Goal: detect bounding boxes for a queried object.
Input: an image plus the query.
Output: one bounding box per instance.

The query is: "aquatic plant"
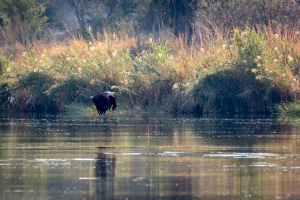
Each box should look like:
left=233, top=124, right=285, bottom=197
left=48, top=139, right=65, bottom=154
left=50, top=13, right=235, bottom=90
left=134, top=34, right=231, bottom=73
left=275, top=102, right=300, bottom=115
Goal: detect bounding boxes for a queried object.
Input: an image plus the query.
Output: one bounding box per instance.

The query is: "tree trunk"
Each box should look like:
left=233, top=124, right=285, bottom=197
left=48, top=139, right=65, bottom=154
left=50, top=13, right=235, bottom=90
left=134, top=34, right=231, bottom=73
left=172, top=0, right=181, bottom=36
left=181, top=0, right=195, bottom=43
left=67, top=0, right=89, bottom=32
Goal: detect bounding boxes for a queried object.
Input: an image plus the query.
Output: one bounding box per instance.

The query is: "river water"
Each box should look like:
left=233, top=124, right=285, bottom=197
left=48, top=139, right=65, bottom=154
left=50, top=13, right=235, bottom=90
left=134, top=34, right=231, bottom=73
left=0, top=112, right=300, bottom=200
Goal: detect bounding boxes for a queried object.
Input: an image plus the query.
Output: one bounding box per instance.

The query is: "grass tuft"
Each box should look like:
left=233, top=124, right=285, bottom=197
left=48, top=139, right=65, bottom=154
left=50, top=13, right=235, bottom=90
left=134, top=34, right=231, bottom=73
left=275, top=102, right=300, bottom=115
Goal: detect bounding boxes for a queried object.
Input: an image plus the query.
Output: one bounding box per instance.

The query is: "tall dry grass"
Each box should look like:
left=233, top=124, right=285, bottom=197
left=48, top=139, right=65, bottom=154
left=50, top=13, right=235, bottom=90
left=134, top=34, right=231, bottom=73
left=1, top=23, right=300, bottom=113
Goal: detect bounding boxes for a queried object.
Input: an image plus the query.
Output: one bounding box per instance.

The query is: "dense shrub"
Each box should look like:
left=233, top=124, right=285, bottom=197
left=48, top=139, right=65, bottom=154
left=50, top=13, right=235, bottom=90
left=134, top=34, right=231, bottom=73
left=193, top=25, right=300, bottom=113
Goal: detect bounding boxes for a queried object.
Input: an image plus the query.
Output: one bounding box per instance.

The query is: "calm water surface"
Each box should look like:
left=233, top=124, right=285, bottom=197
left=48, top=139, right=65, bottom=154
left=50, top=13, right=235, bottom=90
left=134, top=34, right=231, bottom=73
left=0, top=112, right=300, bottom=200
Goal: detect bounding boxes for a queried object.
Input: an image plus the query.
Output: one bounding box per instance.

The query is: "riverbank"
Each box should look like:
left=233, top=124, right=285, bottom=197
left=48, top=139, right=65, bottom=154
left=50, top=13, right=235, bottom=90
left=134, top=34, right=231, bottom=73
left=1, top=26, right=300, bottom=114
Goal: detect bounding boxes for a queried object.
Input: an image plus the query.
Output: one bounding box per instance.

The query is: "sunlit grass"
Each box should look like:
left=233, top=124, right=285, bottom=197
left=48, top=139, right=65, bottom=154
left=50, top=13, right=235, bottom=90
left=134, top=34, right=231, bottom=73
left=1, top=26, right=300, bottom=113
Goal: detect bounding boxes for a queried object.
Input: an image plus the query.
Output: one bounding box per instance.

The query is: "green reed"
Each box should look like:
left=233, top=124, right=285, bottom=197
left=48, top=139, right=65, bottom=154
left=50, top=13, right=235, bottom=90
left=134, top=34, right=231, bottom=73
left=1, top=26, right=300, bottom=113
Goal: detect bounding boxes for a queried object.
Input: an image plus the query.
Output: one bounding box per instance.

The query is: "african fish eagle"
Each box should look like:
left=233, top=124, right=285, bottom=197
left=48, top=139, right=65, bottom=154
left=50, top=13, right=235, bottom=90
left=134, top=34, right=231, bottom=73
left=91, top=91, right=117, bottom=115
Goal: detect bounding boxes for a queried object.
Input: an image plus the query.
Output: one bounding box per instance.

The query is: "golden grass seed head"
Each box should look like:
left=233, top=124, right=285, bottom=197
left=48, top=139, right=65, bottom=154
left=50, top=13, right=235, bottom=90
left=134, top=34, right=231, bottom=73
left=251, top=68, right=258, bottom=73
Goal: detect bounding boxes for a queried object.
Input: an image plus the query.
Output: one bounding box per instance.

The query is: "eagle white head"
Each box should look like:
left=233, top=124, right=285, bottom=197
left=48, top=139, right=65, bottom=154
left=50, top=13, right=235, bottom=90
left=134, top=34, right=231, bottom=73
left=103, top=91, right=115, bottom=96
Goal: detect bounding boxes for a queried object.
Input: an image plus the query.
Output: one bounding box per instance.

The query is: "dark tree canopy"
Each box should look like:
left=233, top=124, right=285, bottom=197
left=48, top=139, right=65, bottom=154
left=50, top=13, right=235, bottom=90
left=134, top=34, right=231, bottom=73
left=0, top=0, right=48, bottom=42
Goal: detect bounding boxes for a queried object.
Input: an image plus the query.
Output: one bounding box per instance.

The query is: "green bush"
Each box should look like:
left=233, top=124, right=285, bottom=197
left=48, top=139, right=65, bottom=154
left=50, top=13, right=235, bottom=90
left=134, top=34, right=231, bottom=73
left=235, top=26, right=266, bottom=68
left=193, top=26, right=283, bottom=113
left=0, top=0, right=48, bottom=43
left=275, top=101, right=300, bottom=115
left=0, top=54, right=11, bottom=76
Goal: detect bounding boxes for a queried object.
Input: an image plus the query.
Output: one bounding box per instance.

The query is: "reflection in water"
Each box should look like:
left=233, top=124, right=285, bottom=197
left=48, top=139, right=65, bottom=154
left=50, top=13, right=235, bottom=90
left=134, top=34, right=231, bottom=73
left=94, top=152, right=116, bottom=200
left=96, top=152, right=116, bottom=178
left=1, top=113, right=300, bottom=199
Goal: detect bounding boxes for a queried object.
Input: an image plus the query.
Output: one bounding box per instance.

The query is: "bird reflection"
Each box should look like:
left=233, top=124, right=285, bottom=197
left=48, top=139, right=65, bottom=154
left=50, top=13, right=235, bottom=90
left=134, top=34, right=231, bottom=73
left=96, top=152, right=116, bottom=178
left=94, top=152, right=116, bottom=200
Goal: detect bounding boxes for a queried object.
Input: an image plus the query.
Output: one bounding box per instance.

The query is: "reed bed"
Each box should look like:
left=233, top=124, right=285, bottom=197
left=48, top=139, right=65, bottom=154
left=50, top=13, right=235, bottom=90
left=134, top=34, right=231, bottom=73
left=1, top=25, right=300, bottom=113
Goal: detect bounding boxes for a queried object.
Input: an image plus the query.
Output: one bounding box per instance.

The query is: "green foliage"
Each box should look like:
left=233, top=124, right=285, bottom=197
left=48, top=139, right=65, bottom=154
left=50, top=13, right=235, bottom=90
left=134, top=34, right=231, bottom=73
left=234, top=27, right=300, bottom=101
left=0, top=0, right=48, bottom=42
left=64, top=103, right=94, bottom=113
left=234, top=26, right=267, bottom=67
left=123, top=41, right=180, bottom=109
left=0, top=54, right=11, bottom=76
left=192, top=26, right=287, bottom=113
left=193, top=68, right=277, bottom=112
left=276, top=102, right=300, bottom=115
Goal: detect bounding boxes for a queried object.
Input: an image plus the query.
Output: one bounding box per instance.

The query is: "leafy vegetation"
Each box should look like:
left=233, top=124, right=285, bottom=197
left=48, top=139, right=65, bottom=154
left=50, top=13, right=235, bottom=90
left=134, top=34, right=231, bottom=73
left=1, top=25, right=300, bottom=113
left=0, top=0, right=48, bottom=41
left=1, top=0, right=300, bottom=114
left=275, top=102, right=300, bottom=115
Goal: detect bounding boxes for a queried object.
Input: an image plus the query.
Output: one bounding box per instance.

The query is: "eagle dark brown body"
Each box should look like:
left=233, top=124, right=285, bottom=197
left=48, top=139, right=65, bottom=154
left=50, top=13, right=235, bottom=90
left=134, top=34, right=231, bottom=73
left=91, top=91, right=117, bottom=115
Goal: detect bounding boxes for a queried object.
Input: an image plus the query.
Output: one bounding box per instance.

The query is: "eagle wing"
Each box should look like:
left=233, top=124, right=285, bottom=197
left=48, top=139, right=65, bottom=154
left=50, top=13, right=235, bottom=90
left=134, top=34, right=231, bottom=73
left=108, top=96, right=117, bottom=111
left=92, top=95, right=109, bottom=115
